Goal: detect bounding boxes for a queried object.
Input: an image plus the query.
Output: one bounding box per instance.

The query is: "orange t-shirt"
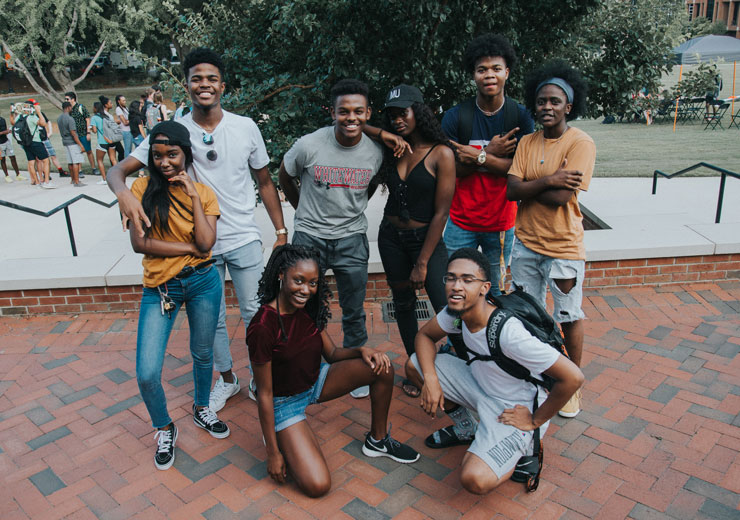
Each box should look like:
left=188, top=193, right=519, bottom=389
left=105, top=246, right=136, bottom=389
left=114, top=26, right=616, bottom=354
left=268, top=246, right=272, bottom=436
left=508, top=127, right=595, bottom=260
left=131, top=177, right=220, bottom=287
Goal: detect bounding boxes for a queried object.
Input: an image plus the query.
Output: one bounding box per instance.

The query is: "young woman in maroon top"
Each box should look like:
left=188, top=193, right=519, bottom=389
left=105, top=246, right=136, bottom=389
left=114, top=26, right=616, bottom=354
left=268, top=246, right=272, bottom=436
left=247, top=245, right=420, bottom=497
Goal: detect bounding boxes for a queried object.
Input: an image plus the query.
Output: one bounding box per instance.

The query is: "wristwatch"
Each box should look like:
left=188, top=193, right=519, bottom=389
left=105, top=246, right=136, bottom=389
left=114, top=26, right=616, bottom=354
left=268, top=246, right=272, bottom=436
left=476, top=149, right=486, bottom=165
left=275, top=228, right=288, bottom=237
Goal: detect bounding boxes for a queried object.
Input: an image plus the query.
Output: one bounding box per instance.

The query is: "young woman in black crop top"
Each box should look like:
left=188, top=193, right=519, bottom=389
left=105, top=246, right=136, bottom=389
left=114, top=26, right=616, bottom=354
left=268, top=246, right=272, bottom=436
left=378, top=84, right=456, bottom=397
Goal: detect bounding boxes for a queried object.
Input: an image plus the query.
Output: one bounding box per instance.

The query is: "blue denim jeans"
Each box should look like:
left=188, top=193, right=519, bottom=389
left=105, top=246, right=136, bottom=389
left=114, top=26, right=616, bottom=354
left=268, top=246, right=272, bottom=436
left=443, top=218, right=514, bottom=296
left=212, top=240, right=263, bottom=373
left=122, top=130, right=133, bottom=158
left=136, top=265, right=222, bottom=428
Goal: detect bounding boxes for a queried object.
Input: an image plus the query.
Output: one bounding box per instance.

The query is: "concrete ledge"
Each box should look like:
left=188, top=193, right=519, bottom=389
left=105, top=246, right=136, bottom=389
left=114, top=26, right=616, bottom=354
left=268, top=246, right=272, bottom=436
left=584, top=225, right=717, bottom=261
left=0, top=254, right=121, bottom=291
left=688, top=223, right=740, bottom=255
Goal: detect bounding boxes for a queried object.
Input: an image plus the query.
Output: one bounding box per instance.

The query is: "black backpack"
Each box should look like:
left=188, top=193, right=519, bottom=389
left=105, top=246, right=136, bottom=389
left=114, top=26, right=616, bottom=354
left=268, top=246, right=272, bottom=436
left=12, top=115, right=35, bottom=147
left=456, top=96, right=522, bottom=156
left=457, top=288, right=566, bottom=492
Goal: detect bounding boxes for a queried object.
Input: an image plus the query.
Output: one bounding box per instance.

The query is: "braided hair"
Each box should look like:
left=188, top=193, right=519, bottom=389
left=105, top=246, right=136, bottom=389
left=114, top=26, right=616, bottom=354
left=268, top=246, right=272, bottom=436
left=257, top=245, right=332, bottom=339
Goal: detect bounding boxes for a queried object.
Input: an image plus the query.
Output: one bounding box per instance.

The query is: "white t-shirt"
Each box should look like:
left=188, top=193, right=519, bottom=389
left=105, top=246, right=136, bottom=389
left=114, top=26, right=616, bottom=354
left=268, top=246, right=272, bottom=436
left=131, top=110, right=270, bottom=255
left=115, top=106, right=130, bottom=132
left=436, top=306, right=560, bottom=408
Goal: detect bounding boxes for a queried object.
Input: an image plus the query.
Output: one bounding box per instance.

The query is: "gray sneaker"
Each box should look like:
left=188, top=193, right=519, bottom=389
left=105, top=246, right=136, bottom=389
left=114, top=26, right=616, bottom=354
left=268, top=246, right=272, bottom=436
left=350, top=385, right=370, bottom=399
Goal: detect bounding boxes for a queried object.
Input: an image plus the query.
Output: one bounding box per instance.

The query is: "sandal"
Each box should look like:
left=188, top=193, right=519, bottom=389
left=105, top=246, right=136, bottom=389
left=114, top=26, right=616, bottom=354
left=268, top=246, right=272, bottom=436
left=401, top=379, right=420, bottom=398
left=424, top=425, right=474, bottom=449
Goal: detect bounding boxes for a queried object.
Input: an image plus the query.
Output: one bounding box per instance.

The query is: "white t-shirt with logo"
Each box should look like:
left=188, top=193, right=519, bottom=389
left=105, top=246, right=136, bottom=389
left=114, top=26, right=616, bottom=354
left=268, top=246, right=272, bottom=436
left=131, top=110, right=270, bottom=255
left=436, top=306, right=560, bottom=408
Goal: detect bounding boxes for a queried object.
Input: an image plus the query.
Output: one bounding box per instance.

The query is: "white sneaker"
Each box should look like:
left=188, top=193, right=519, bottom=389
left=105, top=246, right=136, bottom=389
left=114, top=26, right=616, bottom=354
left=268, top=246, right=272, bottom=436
left=15, top=174, right=27, bottom=181
left=45, top=182, right=57, bottom=189
left=209, top=374, right=240, bottom=412
left=96, top=179, right=107, bottom=185
left=248, top=376, right=256, bottom=401
left=4, top=176, right=12, bottom=183
left=350, top=385, right=370, bottom=399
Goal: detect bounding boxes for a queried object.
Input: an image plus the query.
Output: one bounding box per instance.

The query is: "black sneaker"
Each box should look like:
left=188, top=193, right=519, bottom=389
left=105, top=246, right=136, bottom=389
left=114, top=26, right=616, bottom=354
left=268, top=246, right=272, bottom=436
left=192, top=405, right=230, bottom=439
left=153, top=424, right=177, bottom=470
left=362, top=432, right=420, bottom=464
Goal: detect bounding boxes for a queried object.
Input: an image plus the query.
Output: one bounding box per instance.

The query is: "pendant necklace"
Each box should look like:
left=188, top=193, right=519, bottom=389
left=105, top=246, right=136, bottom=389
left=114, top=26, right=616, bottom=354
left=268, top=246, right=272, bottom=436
left=540, top=126, right=570, bottom=165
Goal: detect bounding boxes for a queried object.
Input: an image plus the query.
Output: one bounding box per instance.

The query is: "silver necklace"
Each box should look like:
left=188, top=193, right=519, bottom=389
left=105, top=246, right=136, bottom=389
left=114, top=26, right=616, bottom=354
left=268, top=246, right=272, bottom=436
left=476, top=97, right=504, bottom=117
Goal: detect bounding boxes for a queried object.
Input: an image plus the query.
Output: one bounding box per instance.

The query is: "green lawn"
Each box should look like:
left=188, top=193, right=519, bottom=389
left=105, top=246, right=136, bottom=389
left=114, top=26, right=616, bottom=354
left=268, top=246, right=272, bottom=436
left=2, top=75, right=738, bottom=179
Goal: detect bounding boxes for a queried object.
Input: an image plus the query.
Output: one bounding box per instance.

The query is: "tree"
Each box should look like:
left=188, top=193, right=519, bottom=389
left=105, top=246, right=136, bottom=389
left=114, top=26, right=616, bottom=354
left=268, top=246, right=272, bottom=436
left=0, top=0, right=161, bottom=108
left=562, top=0, right=685, bottom=118
left=163, top=0, right=599, bottom=168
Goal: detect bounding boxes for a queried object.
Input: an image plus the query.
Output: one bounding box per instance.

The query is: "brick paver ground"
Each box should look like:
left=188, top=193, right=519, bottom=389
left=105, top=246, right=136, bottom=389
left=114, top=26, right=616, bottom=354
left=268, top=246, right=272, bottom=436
left=1, top=282, right=739, bottom=519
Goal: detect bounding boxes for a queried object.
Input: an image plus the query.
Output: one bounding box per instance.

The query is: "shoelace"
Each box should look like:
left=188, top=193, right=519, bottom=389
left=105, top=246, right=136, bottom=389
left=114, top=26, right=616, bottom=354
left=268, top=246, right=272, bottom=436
left=154, top=429, right=173, bottom=453
left=210, top=380, right=230, bottom=400
left=197, top=407, right=220, bottom=426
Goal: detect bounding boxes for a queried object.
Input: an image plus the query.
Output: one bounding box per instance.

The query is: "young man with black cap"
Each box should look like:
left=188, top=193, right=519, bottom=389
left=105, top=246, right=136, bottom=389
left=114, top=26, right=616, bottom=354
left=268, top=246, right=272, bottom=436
left=108, top=47, right=288, bottom=414
left=278, top=79, right=384, bottom=399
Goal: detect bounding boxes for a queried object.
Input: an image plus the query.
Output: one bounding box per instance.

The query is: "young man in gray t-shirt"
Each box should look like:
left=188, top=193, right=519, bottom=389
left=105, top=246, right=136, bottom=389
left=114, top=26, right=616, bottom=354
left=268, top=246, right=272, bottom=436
left=57, top=102, right=86, bottom=186
left=279, top=79, right=383, bottom=397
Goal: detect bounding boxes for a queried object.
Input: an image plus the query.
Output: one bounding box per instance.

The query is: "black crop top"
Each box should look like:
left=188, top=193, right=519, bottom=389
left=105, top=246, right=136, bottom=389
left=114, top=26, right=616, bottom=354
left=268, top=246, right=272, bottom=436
left=383, top=144, right=438, bottom=223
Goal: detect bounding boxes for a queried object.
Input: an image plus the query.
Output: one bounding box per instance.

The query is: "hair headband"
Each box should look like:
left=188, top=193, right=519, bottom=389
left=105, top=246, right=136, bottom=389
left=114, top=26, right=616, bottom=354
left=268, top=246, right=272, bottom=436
left=535, top=77, right=574, bottom=104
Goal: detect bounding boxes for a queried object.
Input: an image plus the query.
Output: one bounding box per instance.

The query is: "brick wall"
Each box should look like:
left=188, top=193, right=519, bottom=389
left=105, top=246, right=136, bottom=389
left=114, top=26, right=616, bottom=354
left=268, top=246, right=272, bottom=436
left=2, top=253, right=739, bottom=316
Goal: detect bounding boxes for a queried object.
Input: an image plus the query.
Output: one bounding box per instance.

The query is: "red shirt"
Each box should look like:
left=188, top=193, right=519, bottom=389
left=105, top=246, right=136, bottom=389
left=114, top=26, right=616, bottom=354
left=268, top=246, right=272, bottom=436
left=449, top=160, right=517, bottom=232
left=247, top=304, right=323, bottom=397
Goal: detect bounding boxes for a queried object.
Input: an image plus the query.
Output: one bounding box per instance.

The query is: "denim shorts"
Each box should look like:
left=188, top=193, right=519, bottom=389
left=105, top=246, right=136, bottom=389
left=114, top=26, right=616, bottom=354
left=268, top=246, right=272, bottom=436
left=509, top=239, right=585, bottom=323
left=272, top=363, right=330, bottom=432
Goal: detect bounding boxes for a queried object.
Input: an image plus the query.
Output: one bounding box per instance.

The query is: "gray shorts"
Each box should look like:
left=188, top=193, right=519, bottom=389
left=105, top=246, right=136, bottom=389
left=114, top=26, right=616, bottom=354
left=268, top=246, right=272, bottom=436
left=0, top=140, right=14, bottom=157
left=509, top=239, right=585, bottom=323
left=411, top=353, right=546, bottom=478
left=64, top=144, right=85, bottom=165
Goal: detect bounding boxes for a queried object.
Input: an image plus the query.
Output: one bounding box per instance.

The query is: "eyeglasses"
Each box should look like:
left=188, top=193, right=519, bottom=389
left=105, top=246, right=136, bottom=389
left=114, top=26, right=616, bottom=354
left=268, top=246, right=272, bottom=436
left=202, top=132, right=214, bottom=145
left=442, top=274, right=488, bottom=285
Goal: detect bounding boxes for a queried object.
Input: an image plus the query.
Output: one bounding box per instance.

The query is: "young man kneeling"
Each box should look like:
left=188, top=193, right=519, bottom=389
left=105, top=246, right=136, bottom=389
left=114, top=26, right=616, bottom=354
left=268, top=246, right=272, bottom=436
left=405, top=247, right=583, bottom=494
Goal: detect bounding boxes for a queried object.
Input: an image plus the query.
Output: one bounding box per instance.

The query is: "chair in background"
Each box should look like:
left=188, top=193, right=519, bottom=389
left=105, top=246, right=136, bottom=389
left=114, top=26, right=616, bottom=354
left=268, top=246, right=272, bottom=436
left=704, top=102, right=729, bottom=130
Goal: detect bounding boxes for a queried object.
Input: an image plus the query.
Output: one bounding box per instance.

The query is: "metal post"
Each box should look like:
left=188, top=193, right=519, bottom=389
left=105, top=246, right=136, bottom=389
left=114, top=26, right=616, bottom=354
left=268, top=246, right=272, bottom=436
left=63, top=206, right=78, bottom=256
left=716, top=173, right=727, bottom=224
left=652, top=171, right=658, bottom=194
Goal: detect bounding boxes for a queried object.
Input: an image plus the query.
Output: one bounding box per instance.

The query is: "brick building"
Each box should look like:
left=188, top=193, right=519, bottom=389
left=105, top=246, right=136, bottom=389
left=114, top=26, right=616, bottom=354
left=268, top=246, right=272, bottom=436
left=687, top=0, right=740, bottom=37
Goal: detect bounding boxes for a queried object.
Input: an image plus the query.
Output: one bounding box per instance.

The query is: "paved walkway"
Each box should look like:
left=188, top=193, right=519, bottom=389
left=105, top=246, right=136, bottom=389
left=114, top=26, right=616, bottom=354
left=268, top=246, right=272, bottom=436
left=1, top=283, right=739, bottom=519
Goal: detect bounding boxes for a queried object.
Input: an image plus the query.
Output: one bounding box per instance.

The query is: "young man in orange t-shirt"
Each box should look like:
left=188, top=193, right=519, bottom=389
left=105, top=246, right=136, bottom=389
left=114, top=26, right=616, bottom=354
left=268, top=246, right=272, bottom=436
left=507, top=61, right=595, bottom=419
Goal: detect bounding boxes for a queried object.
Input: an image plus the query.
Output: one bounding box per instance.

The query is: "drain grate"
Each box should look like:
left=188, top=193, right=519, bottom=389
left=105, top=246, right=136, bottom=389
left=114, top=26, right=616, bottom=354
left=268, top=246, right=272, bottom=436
left=381, top=299, right=434, bottom=323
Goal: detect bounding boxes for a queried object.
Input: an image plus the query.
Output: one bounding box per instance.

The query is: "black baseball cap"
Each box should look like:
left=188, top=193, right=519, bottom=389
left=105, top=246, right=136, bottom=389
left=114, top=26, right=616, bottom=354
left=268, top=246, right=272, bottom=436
left=149, top=121, right=191, bottom=148
left=384, top=84, right=424, bottom=109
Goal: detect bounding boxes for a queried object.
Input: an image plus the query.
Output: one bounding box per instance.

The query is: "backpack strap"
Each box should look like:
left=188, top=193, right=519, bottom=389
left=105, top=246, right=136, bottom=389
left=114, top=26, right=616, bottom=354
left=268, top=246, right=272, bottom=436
left=457, top=98, right=476, bottom=146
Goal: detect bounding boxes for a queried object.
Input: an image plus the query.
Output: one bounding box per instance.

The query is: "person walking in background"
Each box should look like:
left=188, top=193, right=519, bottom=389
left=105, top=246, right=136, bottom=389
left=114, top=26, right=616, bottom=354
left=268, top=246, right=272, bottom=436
left=57, top=102, right=86, bottom=186
left=64, top=92, right=99, bottom=175
left=0, top=111, right=24, bottom=183
left=90, top=101, right=116, bottom=185
left=11, top=99, right=53, bottom=188
left=376, top=84, right=456, bottom=397
left=129, top=120, right=228, bottom=471
left=506, top=60, right=595, bottom=418
left=129, top=100, right=147, bottom=147
left=153, top=92, right=169, bottom=123
left=39, top=109, right=68, bottom=178
left=115, top=95, right=133, bottom=158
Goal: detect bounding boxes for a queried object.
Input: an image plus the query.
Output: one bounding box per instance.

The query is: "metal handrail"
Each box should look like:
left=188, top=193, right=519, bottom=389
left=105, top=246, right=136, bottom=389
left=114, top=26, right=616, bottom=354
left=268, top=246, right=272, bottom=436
left=652, top=163, right=739, bottom=224
left=0, top=194, right=119, bottom=256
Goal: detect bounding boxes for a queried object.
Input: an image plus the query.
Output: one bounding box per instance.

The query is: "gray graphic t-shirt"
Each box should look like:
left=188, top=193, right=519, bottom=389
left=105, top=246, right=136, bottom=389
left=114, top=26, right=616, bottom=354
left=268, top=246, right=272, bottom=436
left=283, top=126, right=383, bottom=239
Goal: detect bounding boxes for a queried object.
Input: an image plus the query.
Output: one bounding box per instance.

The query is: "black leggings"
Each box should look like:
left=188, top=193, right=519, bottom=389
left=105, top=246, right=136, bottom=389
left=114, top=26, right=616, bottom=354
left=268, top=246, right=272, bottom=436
left=377, top=218, right=448, bottom=356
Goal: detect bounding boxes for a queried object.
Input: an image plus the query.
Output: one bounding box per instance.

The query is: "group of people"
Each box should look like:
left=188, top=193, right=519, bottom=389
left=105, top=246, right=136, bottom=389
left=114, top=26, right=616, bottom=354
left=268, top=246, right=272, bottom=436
left=0, top=85, right=177, bottom=188
left=109, top=33, right=592, bottom=498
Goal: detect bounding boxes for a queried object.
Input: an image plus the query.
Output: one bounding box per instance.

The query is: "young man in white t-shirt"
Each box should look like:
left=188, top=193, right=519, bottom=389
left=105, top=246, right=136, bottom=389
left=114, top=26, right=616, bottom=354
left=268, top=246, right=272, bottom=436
left=107, top=48, right=288, bottom=414
left=405, top=247, right=583, bottom=494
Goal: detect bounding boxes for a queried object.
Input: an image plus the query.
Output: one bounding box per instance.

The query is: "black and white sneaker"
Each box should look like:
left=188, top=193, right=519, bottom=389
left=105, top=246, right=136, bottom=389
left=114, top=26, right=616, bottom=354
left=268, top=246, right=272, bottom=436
left=362, top=432, right=420, bottom=464
left=193, top=405, right=230, bottom=439
left=154, top=425, right=178, bottom=470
